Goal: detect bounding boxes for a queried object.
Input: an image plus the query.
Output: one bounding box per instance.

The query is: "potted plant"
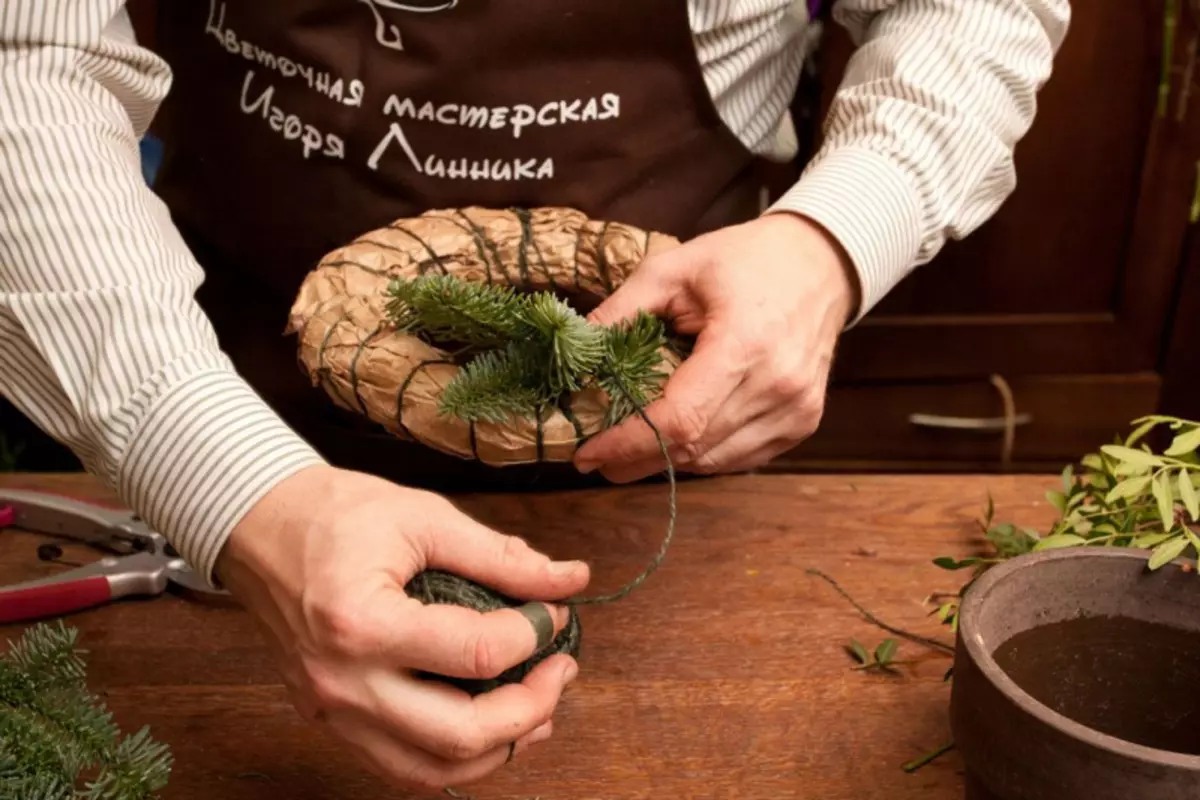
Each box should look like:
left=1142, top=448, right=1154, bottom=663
left=946, top=416, right=1200, bottom=799
left=816, top=415, right=1200, bottom=797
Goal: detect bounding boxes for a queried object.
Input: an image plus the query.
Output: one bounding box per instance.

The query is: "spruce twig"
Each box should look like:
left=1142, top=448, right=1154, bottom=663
left=385, top=275, right=668, bottom=428
left=0, top=621, right=172, bottom=799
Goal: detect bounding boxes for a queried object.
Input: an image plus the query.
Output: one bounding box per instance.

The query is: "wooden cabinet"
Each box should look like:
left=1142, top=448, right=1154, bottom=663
left=771, top=0, right=1200, bottom=472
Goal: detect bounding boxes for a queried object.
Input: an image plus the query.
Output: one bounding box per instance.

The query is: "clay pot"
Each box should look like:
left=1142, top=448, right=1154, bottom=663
left=950, top=547, right=1200, bottom=800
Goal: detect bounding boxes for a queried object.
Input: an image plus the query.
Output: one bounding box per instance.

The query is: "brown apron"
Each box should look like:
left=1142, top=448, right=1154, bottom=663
left=140, top=0, right=794, bottom=492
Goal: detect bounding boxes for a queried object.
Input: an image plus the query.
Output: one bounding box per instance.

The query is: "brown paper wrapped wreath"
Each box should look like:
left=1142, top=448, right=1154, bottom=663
left=287, top=206, right=684, bottom=465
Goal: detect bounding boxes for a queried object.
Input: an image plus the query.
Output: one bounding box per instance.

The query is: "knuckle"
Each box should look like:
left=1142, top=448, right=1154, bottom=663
left=303, top=663, right=351, bottom=714
left=690, top=451, right=724, bottom=475
left=464, top=628, right=502, bottom=679
left=305, top=593, right=384, bottom=659
left=320, top=606, right=374, bottom=655
left=792, top=395, right=825, bottom=439
left=445, top=727, right=490, bottom=761
left=665, top=400, right=708, bottom=447
left=674, top=438, right=709, bottom=465
left=498, top=533, right=536, bottom=569
left=770, top=370, right=808, bottom=400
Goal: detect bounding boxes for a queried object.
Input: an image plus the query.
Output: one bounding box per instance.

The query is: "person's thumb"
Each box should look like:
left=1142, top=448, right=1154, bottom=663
left=586, top=251, right=681, bottom=329
left=426, top=507, right=591, bottom=603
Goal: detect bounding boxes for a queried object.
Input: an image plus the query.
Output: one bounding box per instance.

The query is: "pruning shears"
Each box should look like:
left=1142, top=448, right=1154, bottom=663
left=0, top=488, right=229, bottom=624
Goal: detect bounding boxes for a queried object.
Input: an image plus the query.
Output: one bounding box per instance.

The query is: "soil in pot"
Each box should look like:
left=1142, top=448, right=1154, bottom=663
left=991, top=614, right=1200, bottom=755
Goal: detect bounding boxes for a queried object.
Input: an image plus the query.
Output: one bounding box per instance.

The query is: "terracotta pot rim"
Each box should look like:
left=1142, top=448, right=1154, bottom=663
left=958, top=547, right=1200, bottom=769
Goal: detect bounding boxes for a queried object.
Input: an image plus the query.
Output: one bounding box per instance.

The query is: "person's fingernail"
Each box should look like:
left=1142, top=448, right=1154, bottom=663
left=548, top=560, right=585, bottom=577
left=576, top=460, right=596, bottom=474
left=562, top=659, right=579, bottom=685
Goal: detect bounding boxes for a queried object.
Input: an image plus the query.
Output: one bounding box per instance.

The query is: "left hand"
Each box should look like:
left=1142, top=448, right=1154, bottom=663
left=573, top=212, right=859, bottom=483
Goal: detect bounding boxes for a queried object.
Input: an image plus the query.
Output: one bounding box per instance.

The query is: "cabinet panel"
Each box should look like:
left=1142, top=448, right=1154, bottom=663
left=810, top=1, right=1196, bottom=381
left=771, top=373, right=1162, bottom=471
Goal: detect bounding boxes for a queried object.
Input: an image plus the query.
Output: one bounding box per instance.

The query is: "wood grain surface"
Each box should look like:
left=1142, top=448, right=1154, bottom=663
left=0, top=471, right=1062, bottom=800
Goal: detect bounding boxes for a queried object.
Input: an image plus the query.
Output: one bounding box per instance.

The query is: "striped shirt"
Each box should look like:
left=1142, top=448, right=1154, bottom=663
left=0, top=1, right=1071, bottom=584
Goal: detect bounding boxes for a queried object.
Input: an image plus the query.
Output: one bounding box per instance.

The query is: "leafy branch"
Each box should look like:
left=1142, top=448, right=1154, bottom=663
left=845, top=638, right=911, bottom=674
left=929, top=415, right=1200, bottom=631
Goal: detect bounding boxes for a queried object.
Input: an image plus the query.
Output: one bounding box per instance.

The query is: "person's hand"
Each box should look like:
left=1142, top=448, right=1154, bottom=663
left=574, top=212, right=859, bottom=483
left=213, top=464, right=591, bottom=792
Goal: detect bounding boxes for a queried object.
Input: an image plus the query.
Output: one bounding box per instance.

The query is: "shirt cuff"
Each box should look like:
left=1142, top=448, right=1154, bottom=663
left=117, top=365, right=326, bottom=586
left=766, top=145, right=924, bottom=325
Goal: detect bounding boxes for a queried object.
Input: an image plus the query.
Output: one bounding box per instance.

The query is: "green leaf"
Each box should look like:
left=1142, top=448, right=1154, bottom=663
left=1184, top=528, right=1200, bottom=563
left=874, top=639, right=898, bottom=665
left=1180, top=468, right=1200, bottom=522
left=934, top=602, right=956, bottom=623
left=1033, top=533, right=1087, bottom=551
left=1105, top=475, right=1152, bottom=505
left=1165, top=426, right=1200, bottom=457
left=847, top=640, right=870, bottom=665
left=1125, top=417, right=1160, bottom=448
left=1153, top=472, right=1176, bottom=533
left=1148, top=535, right=1188, bottom=570
left=984, top=493, right=995, bottom=525
left=1081, top=453, right=1106, bottom=472
left=932, top=556, right=979, bottom=570
left=1061, top=464, right=1074, bottom=493
left=1101, top=445, right=1166, bottom=468
left=1134, top=531, right=1175, bottom=548
left=984, top=523, right=1039, bottom=559
left=1045, top=490, right=1067, bottom=513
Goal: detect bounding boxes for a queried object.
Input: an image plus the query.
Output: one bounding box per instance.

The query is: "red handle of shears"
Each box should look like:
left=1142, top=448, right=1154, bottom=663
left=0, top=576, right=113, bottom=624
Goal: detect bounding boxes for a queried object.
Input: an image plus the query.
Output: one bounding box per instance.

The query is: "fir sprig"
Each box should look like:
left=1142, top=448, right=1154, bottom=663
left=0, top=622, right=172, bottom=800
left=386, top=275, right=527, bottom=347
left=597, top=311, right=669, bottom=427
left=438, top=344, right=545, bottom=424
left=388, top=275, right=668, bottom=427
left=523, top=293, right=606, bottom=395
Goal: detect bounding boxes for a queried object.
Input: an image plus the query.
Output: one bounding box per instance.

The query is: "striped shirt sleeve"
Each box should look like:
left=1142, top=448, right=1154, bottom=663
left=769, top=0, right=1072, bottom=322
left=0, top=2, right=325, bottom=584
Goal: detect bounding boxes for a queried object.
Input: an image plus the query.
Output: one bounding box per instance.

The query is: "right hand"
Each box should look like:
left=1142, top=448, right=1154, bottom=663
left=212, top=464, right=591, bottom=792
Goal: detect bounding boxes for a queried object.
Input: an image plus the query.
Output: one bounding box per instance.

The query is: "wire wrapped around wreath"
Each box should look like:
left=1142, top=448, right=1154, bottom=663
left=286, top=206, right=684, bottom=466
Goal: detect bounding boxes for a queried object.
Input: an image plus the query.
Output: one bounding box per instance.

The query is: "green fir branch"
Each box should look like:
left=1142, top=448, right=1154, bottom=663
left=596, top=310, right=668, bottom=428
left=392, top=275, right=668, bottom=428
left=438, top=345, right=545, bottom=424
left=386, top=275, right=528, bottom=348
left=0, top=621, right=173, bottom=800
left=523, top=292, right=605, bottom=395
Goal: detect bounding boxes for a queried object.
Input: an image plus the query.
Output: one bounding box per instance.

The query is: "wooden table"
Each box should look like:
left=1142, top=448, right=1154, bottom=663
left=0, top=471, right=1061, bottom=800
